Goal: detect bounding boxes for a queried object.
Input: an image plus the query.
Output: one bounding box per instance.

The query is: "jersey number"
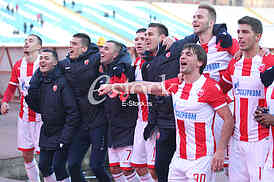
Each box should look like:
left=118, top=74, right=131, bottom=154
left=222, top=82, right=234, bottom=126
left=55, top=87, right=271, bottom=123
left=126, top=149, right=132, bottom=160
left=193, top=173, right=206, bottom=182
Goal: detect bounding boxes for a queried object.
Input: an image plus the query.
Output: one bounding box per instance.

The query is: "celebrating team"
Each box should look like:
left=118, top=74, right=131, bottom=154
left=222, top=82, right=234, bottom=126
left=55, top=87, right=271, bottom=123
left=1, top=3, right=274, bottom=182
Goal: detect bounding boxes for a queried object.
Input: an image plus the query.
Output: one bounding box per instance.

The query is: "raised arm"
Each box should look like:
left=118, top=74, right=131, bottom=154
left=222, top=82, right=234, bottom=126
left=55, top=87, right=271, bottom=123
left=98, top=81, right=167, bottom=96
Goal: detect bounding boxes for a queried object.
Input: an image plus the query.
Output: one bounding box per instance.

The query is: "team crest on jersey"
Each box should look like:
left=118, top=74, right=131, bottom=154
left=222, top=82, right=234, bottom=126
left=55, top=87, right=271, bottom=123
left=166, top=52, right=171, bottom=58
left=156, top=131, right=160, bottom=139
left=21, top=81, right=29, bottom=92
left=234, top=81, right=239, bottom=89
left=197, top=89, right=204, bottom=97
left=53, top=85, right=58, bottom=92
left=258, top=64, right=266, bottom=72
left=84, top=59, right=89, bottom=65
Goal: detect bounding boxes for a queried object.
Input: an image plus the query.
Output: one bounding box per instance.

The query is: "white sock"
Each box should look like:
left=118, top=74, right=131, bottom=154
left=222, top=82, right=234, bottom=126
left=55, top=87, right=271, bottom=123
left=24, top=158, right=41, bottom=182
left=44, top=173, right=57, bottom=182
left=139, top=172, right=154, bottom=182
left=58, top=177, right=71, bottom=182
left=112, top=172, right=127, bottom=182
left=126, top=171, right=140, bottom=182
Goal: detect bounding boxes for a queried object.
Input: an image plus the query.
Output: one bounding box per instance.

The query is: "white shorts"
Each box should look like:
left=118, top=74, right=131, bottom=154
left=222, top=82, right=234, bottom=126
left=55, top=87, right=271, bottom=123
left=131, top=119, right=156, bottom=169
left=108, top=145, right=133, bottom=171
left=262, top=168, right=274, bottom=182
left=229, top=137, right=269, bottom=182
left=214, top=102, right=233, bottom=167
left=17, top=117, right=42, bottom=154
left=262, top=140, right=274, bottom=182
left=168, top=154, right=215, bottom=182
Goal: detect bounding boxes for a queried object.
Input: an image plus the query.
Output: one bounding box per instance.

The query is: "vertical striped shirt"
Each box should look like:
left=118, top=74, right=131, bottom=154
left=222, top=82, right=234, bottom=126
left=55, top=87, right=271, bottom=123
left=164, top=75, right=226, bottom=159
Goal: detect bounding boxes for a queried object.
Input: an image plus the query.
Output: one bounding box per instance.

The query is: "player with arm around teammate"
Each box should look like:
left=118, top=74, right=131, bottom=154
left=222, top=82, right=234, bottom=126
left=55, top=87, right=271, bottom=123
left=99, top=43, right=235, bottom=182
left=25, top=49, right=80, bottom=182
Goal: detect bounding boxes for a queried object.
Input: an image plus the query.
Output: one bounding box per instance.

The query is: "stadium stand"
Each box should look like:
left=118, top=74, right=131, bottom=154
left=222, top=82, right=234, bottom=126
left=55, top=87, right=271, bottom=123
left=0, top=1, right=273, bottom=182
left=0, top=0, right=273, bottom=47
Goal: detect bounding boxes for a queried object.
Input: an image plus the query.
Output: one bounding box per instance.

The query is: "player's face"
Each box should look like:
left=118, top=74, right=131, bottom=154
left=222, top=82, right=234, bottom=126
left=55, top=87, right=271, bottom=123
left=145, top=27, right=162, bottom=53
left=100, top=42, right=117, bottom=65
left=23, top=35, right=41, bottom=54
left=237, top=24, right=261, bottom=52
left=39, top=52, right=57, bottom=73
left=69, top=37, right=86, bottom=59
left=192, top=8, right=211, bottom=35
left=134, top=32, right=146, bottom=56
left=98, top=45, right=104, bottom=52
left=179, top=48, right=202, bottom=74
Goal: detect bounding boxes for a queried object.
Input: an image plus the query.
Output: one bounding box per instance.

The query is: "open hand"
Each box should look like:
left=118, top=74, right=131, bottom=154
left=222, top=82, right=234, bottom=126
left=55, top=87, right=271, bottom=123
left=1, top=102, right=9, bottom=114
left=211, top=149, right=225, bottom=172
left=162, top=36, right=176, bottom=50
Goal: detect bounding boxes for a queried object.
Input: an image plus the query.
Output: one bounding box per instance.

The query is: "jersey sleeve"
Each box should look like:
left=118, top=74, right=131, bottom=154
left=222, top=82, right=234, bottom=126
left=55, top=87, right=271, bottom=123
left=9, top=61, right=20, bottom=86
left=227, top=39, right=239, bottom=56
left=2, top=61, right=20, bottom=103
left=262, top=54, right=274, bottom=71
left=163, top=77, right=179, bottom=95
left=219, top=58, right=236, bottom=93
left=205, top=80, right=227, bottom=110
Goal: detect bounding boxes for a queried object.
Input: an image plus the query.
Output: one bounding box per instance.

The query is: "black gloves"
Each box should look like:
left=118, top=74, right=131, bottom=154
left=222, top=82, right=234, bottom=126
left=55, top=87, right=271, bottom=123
left=260, top=66, right=274, bottom=87
left=213, top=23, right=232, bottom=48
left=215, top=31, right=232, bottom=48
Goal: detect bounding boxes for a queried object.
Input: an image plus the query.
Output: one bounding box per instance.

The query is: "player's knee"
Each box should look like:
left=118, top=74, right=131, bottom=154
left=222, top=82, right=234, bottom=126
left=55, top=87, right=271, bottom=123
left=123, top=169, right=135, bottom=176
left=135, top=167, right=148, bottom=176
left=68, top=160, right=81, bottom=174
left=148, top=168, right=157, bottom=179
left=90, top=165, right=105, bottom=176
left=110, top=166, right=122, bottom=175
left=53, top=162, right=65, bottom=177
left=22, top=151, right=34, bottom=163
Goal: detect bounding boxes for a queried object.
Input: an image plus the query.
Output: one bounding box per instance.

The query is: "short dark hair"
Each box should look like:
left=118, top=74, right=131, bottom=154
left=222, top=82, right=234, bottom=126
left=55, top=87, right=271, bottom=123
left=106, top=40, right=123, bottom=54
left=41, top=49, right=58, bottom=61
left=73, top=33, right=91, bottom=47
left=136, top=28, right=146, bottom=34
left=198, top=4, right=216, bottom=23
left=183, top=43, right=207, bottom=74
left=238, top=16, right=263, bottom=34
left=148, top=23, right=168, bottom=36
left=29, top=34, right=42, bottom=46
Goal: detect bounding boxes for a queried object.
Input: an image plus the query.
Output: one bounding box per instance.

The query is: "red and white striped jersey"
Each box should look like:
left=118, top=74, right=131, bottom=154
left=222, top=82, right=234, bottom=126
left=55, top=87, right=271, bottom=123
left=8, top=57, right=41, bottom=122
left=200, top=36, right=239, bottom=82
left=221, top=54, right=274, bottom=142
left=164, top=75, right=227, bottom=160
left=134, top=57, right=148, bottom=122
left=265, top=82, right=274, bottom=168
left=200, top=36, right=239, bottom=102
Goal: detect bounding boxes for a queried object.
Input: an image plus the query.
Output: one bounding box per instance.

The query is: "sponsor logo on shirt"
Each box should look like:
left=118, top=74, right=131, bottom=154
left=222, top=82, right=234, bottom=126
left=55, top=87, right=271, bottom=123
left=203, top=63, right=220, bottom=72
left=234, top=80, right=262, bottom=97
left=175, top=110, right=197, bottom=120
left=234, top=88, right=262, bottom=97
